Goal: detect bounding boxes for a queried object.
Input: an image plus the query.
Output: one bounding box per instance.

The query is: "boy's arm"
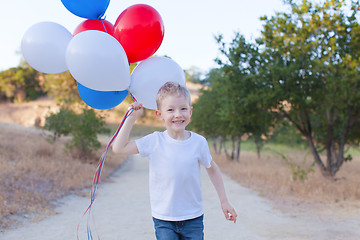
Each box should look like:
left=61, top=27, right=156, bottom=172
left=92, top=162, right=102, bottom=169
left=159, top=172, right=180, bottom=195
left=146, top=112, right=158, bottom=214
left=112, top=103, right=143, bottom=155
left=206, top=161, right=238, bottom=223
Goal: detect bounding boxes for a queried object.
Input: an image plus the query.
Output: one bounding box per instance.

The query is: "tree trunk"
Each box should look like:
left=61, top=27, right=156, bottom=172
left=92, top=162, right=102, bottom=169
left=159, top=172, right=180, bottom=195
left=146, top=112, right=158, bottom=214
left=231, top=136, right=235, bottom=160
left=284, top=110, right=330, bottom=178
left=212, top=137, right=218, bottom=154
left=222, top=137, right=232, bottom=160
left=15, top=89, right=26, bottom=102
left=235, top=136, right=241, bottom=162
left=219, top=136, right=225, bottom=155
left=254, top=136, right=262, bottom=159
left=332, top=107, right=358, bottom=176
left=305, top=133, right=330, bottom=177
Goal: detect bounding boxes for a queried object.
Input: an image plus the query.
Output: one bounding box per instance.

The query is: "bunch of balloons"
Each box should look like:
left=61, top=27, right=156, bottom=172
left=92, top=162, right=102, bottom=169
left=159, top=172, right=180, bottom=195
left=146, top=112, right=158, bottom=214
left=21, top=0, right=186, bottom=110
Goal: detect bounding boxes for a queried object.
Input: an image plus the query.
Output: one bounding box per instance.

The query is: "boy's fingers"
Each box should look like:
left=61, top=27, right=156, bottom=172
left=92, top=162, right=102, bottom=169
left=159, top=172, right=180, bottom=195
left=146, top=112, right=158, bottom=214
left=224, top=211, right=230, bottom=220
left=136, top=104, right=143, bottom=110
left=224, top=208, right=237, bottom=223
left=231, top=209, right=238, bottom=218
left=130, top=103, right=143, bottom=111
left=223, top=210, right=232, bottom=220
left=231, top=209, right=238, bottom=223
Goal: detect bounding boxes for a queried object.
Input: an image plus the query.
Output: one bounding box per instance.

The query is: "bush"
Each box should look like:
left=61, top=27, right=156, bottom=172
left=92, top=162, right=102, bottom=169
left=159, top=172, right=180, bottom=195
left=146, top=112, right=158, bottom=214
left=44, top=107, right=110, bottom=160
left=44, top=108, right=74, bottom=142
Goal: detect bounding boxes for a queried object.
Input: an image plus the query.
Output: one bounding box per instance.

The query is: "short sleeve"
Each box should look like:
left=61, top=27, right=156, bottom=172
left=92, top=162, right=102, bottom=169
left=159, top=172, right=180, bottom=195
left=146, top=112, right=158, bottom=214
left=199, top=136, right=212, bottom=168
left=135, top=132, right=158, bottom=157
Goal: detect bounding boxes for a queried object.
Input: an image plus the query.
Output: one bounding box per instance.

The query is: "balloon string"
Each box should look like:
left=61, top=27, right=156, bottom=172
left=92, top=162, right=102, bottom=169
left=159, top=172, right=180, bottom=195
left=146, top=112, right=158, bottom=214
left=130, top=93, right=137, bottom=102
left=100, top=19, right=108, bottom=34
left=77, top=106, right=134, bottom=240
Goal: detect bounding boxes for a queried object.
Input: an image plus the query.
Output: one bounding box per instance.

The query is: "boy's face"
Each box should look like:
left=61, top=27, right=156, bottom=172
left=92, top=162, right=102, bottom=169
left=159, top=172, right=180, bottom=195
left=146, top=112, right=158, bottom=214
left=156, top=95, right=193, bottom=134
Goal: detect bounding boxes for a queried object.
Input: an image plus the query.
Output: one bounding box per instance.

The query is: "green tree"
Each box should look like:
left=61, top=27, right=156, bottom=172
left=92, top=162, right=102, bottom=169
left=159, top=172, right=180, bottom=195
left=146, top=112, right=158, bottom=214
left=190, top=69, right=231, bottom=155
left=185, top=66, right=203, bottom=83
left=214, top=33, right=274, bottom=159
left=260, top=0, right=360, bottom=177
left=0, top=62, right=43, bottom=102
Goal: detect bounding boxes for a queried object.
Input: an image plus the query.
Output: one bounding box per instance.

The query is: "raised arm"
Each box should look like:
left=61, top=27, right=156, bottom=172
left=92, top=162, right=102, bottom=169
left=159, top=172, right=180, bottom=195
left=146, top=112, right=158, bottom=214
left=206, top=161, right=237, bottom=223
left=112, top=102, right=143, bottom=155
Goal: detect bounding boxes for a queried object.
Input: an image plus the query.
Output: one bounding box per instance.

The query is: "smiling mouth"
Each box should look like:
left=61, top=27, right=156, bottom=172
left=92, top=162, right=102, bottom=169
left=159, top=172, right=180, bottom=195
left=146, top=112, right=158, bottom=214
left=172, top=120, right=185, bottom=124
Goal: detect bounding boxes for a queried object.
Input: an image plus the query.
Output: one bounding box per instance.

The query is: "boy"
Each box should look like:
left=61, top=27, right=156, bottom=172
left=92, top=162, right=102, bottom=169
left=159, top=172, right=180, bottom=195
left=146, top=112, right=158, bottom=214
left=113, top=82, right=237, bottom=239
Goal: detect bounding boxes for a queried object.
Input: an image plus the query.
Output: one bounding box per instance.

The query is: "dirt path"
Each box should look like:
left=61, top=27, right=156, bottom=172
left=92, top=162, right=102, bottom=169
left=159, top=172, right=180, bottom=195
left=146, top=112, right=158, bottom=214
left=1, top=154, right=359, bottom=240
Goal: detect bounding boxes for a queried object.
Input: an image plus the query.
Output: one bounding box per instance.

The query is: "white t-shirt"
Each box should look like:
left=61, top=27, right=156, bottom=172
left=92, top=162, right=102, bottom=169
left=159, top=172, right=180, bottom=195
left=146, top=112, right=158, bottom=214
left=135, top=130, right=212, bottom=221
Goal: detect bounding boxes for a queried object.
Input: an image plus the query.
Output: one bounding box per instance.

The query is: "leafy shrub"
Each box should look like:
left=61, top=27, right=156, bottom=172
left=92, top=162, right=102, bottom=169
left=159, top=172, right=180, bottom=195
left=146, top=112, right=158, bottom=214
left=44, top=108, right=75, bottom=142
left=44, top=107, right=110, bottom=160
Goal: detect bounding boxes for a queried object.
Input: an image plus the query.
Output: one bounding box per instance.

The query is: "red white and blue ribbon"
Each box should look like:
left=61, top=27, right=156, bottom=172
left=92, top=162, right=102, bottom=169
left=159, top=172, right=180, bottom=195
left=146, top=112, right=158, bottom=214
left=77, top=103, right=135, bottom=240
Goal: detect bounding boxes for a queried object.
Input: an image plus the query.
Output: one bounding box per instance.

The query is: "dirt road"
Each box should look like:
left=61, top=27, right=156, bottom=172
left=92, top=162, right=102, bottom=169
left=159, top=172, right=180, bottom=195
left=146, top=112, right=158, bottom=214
left=1, top=155, right=359, bottom=240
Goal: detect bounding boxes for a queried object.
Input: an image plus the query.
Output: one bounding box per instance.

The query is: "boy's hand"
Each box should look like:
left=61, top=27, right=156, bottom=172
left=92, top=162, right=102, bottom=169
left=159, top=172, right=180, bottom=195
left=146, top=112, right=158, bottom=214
left=129, top=102, right=143, bottom=119
left=221, top=201, right=237, bottom=223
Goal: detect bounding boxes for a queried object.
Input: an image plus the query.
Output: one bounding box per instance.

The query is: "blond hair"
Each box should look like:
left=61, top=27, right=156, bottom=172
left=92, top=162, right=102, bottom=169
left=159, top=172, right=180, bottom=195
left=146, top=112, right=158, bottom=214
left=156, top=82, right=191, bottom=109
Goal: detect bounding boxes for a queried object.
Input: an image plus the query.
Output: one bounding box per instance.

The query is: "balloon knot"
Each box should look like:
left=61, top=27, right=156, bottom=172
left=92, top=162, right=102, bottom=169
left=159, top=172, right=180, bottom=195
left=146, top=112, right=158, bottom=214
left=97, top=14, right=106, bottom=20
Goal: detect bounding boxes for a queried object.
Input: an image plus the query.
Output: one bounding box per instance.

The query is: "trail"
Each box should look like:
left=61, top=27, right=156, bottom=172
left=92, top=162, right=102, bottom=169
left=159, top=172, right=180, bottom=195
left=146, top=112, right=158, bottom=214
left=1, top=155, right=359, bottom=240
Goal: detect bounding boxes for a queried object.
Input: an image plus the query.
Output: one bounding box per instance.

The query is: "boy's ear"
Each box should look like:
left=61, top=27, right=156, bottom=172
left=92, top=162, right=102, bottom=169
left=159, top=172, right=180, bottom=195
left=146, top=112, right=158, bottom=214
left=190, top=106, right=193, bottom=116
left=155, top=110, right=163, bottom=120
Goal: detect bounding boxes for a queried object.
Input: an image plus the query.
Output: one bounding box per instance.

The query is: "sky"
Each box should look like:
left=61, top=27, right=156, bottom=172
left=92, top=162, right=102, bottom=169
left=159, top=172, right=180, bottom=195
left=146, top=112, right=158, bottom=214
left=0, top=0, right=287, bottom=73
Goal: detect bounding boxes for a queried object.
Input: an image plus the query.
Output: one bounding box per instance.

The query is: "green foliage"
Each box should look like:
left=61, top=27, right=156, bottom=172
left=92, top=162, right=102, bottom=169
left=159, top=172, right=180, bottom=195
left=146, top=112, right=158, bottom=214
left=191, top=33, right=274, bottom=160
left=44, top=107, right=110, bottom=160
left=259, top=0, right=360, bottom=177
left=0, top=62, right=44, bottom=102
left=42, top=71, right=79, bottom=103
left=269, top=120, right=307, bottom=147
left=192, top=0, right=360, bottom=176
left=44, top=108, right=75, bottom=142
left=0, top=61, right=80, bottom=104
left=190, top=69, right=227, bottom=138
left=216, top=33, right=274, bottom=156
left=185, top=66, right=204, bottom=83
left=190, top=69, right=242, bottom=160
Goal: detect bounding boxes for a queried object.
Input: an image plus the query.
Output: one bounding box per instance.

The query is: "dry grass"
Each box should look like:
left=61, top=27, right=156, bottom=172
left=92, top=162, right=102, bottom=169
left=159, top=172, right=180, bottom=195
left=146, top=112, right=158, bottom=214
left=214, top=147, right=360, bottom=216
left=0, top=125, right=125, bottom=230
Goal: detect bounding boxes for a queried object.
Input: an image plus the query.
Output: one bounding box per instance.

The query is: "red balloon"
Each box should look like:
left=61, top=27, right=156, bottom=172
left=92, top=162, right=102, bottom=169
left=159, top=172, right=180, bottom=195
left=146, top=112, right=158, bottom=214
left=73, top=19, right=114, bottom=36
left=113, top=4, right=165, bottom=63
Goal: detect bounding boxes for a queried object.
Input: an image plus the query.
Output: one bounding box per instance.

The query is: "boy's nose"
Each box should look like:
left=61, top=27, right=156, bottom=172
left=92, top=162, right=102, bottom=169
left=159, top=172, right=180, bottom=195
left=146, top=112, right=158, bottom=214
left=174, top=110, right=182, bottom=117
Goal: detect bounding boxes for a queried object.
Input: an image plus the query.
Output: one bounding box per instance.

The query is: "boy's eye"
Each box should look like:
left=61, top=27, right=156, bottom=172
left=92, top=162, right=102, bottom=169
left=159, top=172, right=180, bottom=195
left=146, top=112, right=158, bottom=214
left=167, top=109, right=173, bottom=112
left=181, top=108, right=187, bottom=111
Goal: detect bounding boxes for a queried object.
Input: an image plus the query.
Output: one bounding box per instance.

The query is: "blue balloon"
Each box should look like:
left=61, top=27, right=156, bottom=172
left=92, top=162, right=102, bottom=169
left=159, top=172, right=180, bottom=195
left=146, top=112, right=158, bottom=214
left=61, top=0, right=110, bottom=19
left=78, top=83, right=128, bottom=110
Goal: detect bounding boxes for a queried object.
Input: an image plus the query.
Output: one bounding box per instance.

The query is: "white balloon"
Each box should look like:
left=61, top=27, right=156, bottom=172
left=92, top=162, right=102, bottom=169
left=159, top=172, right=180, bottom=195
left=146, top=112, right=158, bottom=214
left=130, top=57, right=186, bottom=110
left=21, top=22, right=72, bottom=74
left=66, top=30, right=130, bottom=91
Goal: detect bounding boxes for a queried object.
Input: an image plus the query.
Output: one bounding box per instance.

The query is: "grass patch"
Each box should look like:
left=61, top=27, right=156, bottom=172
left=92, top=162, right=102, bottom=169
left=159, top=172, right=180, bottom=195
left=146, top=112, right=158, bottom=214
left=208, top=138, right=308, bottom=154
